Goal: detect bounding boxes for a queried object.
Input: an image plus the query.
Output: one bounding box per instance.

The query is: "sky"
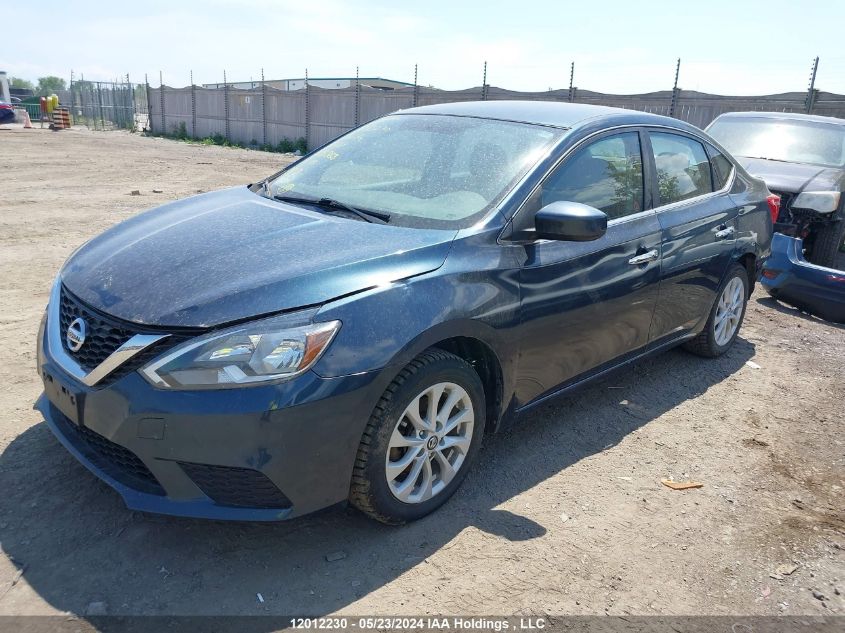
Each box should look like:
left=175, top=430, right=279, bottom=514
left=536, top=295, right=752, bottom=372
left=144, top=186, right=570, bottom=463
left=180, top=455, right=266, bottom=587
left=3, top=0, right=845, bottom=96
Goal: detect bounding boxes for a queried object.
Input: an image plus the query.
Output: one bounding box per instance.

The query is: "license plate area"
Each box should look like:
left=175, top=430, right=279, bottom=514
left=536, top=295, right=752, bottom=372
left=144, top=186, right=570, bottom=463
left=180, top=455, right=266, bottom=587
left=42, top=369, right=84, bottom=425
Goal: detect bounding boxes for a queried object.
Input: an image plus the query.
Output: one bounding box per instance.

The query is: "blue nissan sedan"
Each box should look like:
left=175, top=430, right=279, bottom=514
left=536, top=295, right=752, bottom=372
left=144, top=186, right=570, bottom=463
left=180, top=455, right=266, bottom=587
left=36, top=102, right=773, bottom=523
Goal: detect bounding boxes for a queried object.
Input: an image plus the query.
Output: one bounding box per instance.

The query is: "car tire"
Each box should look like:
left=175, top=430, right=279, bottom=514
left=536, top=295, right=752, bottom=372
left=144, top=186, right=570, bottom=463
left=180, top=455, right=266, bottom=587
left=683, top=264, right=749, bottom=358
left=807, top=218, right=845, bottom=268
left=349, top=349, right=485, bottom=524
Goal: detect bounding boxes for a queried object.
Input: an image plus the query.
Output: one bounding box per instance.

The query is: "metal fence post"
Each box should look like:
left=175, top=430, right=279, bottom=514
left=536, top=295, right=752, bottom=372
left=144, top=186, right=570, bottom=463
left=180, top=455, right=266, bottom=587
left=304, top=68, right=310, bottom=150
left=97, top=81, right=105, bottom=129
left=805, top=56, right=819, bottom=114
left=413, top=64, right=419, bottom=108
left=481, top=61, right=488, bottom=101
left=669, top=58, right=681, bottom=118
left=190, top=70, right=197, bottom=138
left=261, top=68, right=267, bottom=147
left=568, top=62, right=575, bottom=102
left=354, top=66, right=360, bottom=127
left=159, top=71, right=165, bottom=134
left=69, top=70, right=75, bottom=117
left=223, top=70, right=230, bottom=141
left=145, top=74, right=151, bottom=132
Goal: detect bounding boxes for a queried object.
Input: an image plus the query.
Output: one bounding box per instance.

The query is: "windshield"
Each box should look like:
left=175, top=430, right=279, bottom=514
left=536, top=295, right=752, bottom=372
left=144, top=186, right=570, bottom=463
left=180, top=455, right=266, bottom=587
left=707, top=117, right=845, bottom=169
left=267, top=114, right=561, bottom=228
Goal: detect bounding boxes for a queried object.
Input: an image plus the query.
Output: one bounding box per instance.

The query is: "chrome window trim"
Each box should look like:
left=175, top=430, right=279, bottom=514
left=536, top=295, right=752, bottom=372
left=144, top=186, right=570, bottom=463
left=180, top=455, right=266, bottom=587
left=46, top=277, right=169, bottom=387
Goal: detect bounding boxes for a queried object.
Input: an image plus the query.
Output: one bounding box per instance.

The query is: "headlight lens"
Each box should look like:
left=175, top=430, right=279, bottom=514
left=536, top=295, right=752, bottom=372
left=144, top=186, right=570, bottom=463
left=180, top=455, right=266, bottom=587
left=792, top=191, right=841, bottom=214
left=140, top=312, right=340, bottom=389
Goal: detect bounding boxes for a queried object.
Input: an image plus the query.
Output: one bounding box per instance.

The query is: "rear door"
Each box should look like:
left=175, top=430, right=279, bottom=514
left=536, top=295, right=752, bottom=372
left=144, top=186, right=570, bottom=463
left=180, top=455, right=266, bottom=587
left=514, top=129, right=663, bottom=406
left=645, top=130, right=740, bottom=341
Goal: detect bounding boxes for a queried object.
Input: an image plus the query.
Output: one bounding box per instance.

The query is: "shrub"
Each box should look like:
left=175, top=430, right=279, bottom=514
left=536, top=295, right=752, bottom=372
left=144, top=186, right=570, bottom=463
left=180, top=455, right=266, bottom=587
left=172, top=121, right=188, bottom=140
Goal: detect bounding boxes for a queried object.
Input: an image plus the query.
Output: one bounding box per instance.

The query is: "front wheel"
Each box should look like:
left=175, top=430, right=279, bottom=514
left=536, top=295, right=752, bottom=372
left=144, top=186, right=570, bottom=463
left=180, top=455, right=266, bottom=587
left=807, top=219, right=845, bottom=268
left=683, top=264, right=749, bottom=358
left=349, top=349, right=486, bottom=524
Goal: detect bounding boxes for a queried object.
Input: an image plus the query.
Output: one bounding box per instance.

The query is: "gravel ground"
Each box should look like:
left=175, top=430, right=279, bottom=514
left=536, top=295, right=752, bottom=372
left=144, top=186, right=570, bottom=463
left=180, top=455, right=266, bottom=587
left=0, top=125, right=842, bottom=618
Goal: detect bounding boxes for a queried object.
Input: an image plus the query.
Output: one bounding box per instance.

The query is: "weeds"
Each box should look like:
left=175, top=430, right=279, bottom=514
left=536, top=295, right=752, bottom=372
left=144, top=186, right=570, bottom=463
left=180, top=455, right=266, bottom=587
left=152, top=129, right=306, bottom=154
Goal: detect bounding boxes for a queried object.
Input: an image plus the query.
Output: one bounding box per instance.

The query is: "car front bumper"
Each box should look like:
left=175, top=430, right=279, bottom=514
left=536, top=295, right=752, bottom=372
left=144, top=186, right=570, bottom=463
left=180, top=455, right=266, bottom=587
left=35, top=313, right=384, bottom=521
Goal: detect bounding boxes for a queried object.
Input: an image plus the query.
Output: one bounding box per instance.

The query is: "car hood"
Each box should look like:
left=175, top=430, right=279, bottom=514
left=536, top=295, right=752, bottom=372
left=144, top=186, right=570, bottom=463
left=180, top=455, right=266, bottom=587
left=61, top=187, right=457, bottom=328
left=736, top=157, right=845, bottom=194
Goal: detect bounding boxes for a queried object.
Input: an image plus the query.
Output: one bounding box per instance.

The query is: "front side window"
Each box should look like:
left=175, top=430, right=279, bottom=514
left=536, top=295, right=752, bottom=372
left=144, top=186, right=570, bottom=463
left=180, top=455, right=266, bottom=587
left=539, top=132, right=644, bottom=221
left=650, top=132, right=713, bottom=206
left=267, top=114, right=560, bottom=229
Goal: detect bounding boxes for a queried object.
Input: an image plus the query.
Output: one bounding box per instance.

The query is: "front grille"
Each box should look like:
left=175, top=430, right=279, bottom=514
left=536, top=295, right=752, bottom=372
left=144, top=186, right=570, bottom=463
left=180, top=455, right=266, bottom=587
left=53, top=408, right=165, bottom=496
left=59, top=288, right=134, bottom=371
left=58, top=286, right=189, bottom=384
left=178, top=462, right=292, bottom=509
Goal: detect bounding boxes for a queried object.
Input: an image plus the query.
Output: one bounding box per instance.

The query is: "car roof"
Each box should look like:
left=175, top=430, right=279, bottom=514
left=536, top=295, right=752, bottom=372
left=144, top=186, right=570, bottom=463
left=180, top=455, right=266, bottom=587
left=393, top=100, right=700, bottom=132
left=712, top=111, right=845, bottom=126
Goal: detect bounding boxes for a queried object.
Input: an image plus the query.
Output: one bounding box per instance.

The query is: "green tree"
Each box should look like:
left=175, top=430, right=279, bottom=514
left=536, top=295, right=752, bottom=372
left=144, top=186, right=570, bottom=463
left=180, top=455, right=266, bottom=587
left=9, top=77, right=35, bottom=91
left=36, top=76, right=67, bottom=96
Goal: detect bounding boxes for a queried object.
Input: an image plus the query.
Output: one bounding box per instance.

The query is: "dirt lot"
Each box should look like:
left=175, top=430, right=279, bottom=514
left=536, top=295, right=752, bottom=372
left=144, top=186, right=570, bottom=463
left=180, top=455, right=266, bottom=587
left=0, top=126, right=842, bottom=618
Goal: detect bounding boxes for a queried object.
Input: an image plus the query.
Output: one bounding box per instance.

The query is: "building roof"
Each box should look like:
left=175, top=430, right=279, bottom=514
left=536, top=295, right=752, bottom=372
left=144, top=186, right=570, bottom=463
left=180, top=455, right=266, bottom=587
left=396, top=100, right=685, bottom=130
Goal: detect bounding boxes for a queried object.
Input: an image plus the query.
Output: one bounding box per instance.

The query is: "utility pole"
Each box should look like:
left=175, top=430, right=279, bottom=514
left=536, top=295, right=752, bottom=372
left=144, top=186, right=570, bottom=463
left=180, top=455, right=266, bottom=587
left=805, top=56, right=819, bottom=114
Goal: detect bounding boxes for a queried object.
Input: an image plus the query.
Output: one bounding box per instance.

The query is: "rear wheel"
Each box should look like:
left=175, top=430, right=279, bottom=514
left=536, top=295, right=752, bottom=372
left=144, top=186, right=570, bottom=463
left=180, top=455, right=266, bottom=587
left=349, top=349, right=485, bottom=524
left=683, top=264, right=749, bottom=358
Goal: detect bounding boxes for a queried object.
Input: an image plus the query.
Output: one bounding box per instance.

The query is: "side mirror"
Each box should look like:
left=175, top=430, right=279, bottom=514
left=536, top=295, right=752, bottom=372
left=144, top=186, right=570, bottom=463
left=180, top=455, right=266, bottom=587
left=534, top=201, right=608, bottom=242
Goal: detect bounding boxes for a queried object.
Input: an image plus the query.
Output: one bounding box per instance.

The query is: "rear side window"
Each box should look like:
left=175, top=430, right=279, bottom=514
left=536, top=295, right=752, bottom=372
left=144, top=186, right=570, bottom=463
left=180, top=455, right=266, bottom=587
left=540, top=132, right=644, bottom=221
left=650, top=132, right=713, bottom=205
left=708, top=148, right=734, bottom=190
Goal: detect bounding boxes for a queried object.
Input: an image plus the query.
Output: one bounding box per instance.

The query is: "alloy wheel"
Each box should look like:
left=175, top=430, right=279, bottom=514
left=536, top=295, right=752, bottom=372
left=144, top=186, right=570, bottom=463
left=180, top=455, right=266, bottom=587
left=713, top=276, right=744, bottom=346
left=385, top=381, right=475, bottom=504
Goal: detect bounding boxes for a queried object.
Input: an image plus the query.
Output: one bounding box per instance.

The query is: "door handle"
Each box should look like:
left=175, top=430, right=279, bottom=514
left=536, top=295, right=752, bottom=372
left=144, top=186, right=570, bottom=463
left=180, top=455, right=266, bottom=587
left=628, top=249, right=659, bottom=266
left=715, top=226, right=735, bottom=240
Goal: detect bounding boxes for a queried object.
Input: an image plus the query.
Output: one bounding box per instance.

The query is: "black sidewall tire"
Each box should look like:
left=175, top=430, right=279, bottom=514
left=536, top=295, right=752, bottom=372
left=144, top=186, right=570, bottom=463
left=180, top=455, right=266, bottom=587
left=808, top=219, right=845, bottom=268
left=352, top=352, right=486, bottom=524
left=684, top=264, right=749, bottom=358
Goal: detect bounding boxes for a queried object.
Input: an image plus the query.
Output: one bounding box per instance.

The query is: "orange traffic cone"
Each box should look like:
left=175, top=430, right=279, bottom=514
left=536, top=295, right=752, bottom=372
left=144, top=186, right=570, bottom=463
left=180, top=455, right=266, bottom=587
left=22, top=111, right=33, bottom=129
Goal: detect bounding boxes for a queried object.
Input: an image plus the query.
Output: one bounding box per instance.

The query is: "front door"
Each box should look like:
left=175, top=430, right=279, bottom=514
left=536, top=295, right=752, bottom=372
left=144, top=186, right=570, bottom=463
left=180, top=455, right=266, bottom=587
left=514, top=130, right=662, bottom=407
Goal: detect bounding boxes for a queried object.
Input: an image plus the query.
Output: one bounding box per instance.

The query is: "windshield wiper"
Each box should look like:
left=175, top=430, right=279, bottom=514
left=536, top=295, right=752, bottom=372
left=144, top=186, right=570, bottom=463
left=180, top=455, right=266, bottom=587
left=272, top=194, right=390, bottom=224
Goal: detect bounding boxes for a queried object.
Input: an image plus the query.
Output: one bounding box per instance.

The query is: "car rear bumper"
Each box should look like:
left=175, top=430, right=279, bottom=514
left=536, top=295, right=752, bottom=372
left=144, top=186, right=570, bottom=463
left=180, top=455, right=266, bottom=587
left=36, top=318, right=385, bottom=521
left=760, top=233, right=845, bottom=323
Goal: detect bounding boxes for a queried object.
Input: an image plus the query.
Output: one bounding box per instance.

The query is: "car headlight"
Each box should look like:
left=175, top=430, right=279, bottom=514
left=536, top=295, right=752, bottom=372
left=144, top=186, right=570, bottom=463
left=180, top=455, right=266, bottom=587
left=791, top=191, right=841, bottom=214
left=140, top=311, right=340, bottom=389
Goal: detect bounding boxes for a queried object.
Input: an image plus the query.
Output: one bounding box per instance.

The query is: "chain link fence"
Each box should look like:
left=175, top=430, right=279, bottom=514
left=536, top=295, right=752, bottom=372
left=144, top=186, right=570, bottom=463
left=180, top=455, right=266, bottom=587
left=69, top=79, right=148, bottom=131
